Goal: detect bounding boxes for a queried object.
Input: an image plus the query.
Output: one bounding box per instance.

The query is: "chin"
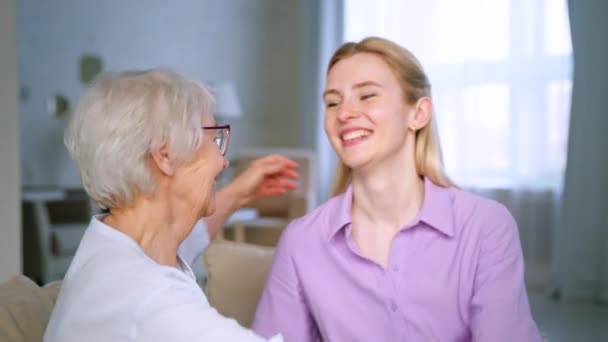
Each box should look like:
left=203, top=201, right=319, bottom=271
left=201, top=204, right=216, bottom=217
left=339, top=153, right=370, bottom=170
left=334, top=143, right=372, bottom=168
left=200, top=187, right=217, bottom=217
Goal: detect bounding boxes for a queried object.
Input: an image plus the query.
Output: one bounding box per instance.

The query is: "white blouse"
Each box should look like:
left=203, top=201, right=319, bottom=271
left=44, top=216, right=281, bottom=342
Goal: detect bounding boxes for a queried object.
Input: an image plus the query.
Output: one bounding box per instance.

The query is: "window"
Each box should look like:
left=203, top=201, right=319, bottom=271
left=343, top=0, right=573, bottom=189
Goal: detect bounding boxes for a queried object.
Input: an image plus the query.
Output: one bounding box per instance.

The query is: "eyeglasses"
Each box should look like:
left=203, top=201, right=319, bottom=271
left=201, top=124, right=231, bottom=156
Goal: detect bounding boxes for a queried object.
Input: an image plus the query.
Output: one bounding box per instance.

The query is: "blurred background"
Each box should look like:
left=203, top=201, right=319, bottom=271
left=1, top=0, right=606, bottom=340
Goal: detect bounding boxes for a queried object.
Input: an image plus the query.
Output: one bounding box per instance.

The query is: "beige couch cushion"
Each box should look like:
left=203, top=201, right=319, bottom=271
left=203, top=240, right=275, bottom=328
left=0, top=275, right=61, bottom=341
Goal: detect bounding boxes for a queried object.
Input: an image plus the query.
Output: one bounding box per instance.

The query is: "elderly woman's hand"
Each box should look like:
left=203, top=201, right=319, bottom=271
left=230, top=155, right=300, bottom=208
left=203, top=155, right=300, bottom=238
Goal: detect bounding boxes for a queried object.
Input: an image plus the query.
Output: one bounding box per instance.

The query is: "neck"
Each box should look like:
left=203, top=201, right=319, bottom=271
left=103, top=193, right=199, bottom=268
left=351, top=149, right=424, bottom=230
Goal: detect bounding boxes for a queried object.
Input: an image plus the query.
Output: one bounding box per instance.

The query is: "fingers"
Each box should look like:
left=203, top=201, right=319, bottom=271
left=255, top=177, right=298, bottom=198
left=255, top=155, right=299, bottom=175
left=278, top=168, right=300, bottom=180
left=256, top=184, right=291, bottom=197
left=257, top=189, right=281, bottom=197
left=264, top=177, right=298, bottom=190
left=237, top=155, right=302, bottom=200
left=244, top=156, right=300, bottom=186
left=260, top=155, right=298, bottom=168
left=259, top=177, right=298, bottom=190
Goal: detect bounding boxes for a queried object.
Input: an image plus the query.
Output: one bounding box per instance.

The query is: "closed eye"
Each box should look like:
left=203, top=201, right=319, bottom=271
left=324, top=97, right=340, bottom=108
left=361, top=93, right=377, bottom=101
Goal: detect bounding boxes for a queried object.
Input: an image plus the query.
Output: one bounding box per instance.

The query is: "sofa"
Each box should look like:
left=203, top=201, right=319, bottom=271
left=204, top=239, right=275, bottom=327
left=0, top=275, right=61, bottom=341
left=0, top=240, right=274, bottom=341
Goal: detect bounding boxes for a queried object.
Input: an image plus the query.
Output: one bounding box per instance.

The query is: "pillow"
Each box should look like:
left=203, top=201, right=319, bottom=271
left=203, top=240, right=275, bottom=327
left=0, top=275, right=61, bottom=342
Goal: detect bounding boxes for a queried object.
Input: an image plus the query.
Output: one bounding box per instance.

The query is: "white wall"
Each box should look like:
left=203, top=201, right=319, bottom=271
left=18, top=0, right=315, bottom=187
left=0, top=0, right=22, bottom=283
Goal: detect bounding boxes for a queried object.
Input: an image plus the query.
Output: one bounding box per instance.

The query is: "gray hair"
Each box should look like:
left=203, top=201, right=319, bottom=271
left=64, top=68, right=214, bottom=209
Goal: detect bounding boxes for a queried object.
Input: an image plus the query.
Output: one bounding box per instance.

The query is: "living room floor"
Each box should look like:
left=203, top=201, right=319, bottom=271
left=529, top=291, right=608, bottom=341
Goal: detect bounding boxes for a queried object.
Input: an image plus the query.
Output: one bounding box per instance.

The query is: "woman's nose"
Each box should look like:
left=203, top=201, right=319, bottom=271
left=336, top=103, right=359, bottom=122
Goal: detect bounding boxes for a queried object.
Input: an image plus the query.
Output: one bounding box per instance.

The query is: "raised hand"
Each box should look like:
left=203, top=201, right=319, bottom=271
left=229, top=155, right=300, bottom=208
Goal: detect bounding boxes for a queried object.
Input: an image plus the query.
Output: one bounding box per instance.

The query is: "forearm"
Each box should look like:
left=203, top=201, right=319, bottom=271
left=203, top=183, right=244, bottom=239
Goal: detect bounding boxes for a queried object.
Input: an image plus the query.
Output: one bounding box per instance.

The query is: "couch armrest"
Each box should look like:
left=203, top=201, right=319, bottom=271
left=203, top=241, right=275, bottom=327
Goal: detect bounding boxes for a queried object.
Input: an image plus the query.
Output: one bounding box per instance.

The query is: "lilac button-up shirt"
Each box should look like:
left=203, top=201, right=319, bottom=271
left=253, top=178, right=541, bottom=341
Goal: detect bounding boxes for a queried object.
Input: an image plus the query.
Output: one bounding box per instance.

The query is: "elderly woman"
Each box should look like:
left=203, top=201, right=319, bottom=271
left=44, top=69, right=295, bottom=341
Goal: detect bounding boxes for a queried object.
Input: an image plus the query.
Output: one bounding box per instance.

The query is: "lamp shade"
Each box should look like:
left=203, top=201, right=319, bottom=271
left=210, top=81, right=242, bottom=119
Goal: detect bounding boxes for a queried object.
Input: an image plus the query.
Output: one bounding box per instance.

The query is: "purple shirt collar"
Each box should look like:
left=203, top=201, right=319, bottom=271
left=326, top=176, right=455, bottom=240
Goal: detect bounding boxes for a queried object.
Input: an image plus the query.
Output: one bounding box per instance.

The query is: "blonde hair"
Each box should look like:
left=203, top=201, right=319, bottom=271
left=64, top=68, right=213, bottom=209
left=328, top=37, right=455, bottom=197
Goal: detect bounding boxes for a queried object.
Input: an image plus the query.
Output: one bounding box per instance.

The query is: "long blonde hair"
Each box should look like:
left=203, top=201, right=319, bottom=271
left=328, top=37, right=455, bottom=197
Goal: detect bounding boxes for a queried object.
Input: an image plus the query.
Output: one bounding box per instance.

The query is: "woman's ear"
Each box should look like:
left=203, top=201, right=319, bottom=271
left=408, top=96, right=433, bottom=131
left=150, top=144, right=175, bottom=177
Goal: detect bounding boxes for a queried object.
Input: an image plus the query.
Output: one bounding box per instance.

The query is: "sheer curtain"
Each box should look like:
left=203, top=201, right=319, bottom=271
left=552, top=0, right=608, bottom=303
left=341, top=0, right=573, bottom=291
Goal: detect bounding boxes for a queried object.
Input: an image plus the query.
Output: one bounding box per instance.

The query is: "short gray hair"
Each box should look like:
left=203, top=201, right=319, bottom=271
left=64, top=68, right=213, bottom=209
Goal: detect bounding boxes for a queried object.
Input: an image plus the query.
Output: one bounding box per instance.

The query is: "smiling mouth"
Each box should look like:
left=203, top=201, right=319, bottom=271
left=341, top=129, right=372, bottom=144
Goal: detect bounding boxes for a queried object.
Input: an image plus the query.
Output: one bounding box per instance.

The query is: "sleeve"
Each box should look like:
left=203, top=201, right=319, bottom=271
left=135, top=279, right=282, bottom=342
left=252, top=224, right=321, bottom=342
left=178, top=219, right=210, bottom=268
left=469, top=204, right=543, bottom=342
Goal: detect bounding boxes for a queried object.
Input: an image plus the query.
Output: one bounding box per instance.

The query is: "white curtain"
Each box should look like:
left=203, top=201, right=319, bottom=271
left=340, top=0, right=573, bottom=291
left=315, top=0, right=344, bottom=202
left=552, top=0, right=608, bottom=303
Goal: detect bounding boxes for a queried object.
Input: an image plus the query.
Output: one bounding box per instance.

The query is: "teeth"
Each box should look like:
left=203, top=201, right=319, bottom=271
left=342, top=130, right=371, bottom=141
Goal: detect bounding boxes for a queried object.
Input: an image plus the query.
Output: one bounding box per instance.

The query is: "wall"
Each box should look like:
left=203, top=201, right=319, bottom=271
left=18, top=0, right=314, bottom=187
left=0, top=0, right=23, bottom=283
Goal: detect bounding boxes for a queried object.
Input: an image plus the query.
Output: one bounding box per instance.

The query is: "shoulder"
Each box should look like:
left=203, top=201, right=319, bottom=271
left=136, top=272, right=207, bottom=319
left=135, top=282, right=265, bottom=342
left=63, top=227, right=192, bottom=304
left=447, top=187, right=517, bottom=237
left=277, top=194, right=345, bottom=253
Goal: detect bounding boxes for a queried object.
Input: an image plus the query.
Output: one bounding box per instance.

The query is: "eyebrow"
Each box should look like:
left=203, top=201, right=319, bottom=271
left=323, top=81, right=383, bottom=98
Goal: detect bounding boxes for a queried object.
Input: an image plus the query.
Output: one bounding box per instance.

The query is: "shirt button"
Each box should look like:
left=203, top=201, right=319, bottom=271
left=390, top=300, right=398, bottom=312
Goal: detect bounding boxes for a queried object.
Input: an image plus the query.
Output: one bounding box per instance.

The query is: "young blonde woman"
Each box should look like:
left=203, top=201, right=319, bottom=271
left=253, top=37, right=542, bottom=341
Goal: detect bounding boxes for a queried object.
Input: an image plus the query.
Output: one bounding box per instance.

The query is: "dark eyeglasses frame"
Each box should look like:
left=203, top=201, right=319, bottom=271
left=201, top=124, right=231, bottom=156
